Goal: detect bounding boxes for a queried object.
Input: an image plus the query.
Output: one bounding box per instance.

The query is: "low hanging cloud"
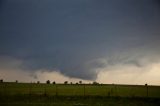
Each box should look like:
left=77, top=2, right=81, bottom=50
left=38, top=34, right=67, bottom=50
left=1, top=52, right=160, bottom=85
left=0, top=56, right=92, bottom=83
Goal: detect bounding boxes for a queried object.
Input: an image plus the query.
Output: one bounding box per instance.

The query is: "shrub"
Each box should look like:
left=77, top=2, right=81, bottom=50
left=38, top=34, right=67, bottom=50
left=0, top=79, right=3, bottom=83
left=79, top=81, right=82, bottom=84
left=46, top=80, right=50, bottom=84
left=92, top=81, right=99, bottom=85
left=64, top=81, right=68, bottom=84
left=37, top=81, right=40, bottom=84
left=52, top=81, right=56, bottom=84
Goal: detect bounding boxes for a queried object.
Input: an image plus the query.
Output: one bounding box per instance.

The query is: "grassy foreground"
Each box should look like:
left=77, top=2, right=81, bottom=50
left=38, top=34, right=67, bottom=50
left=1, top=95, right=160, bottom=106
left=0, top=82, right=160, bottom=106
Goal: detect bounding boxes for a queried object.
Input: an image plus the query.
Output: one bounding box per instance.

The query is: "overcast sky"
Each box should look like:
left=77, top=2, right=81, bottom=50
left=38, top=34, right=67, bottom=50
left=0, top=0, right=160, bottom=85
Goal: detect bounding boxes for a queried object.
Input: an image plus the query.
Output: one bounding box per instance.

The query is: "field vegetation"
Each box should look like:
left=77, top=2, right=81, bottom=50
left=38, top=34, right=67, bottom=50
left=0, top=82, right=160, bottom=106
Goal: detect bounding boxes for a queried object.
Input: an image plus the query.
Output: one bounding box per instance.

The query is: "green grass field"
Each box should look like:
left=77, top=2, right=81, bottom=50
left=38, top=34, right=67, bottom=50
left=0, top=82, right=160, bottom=106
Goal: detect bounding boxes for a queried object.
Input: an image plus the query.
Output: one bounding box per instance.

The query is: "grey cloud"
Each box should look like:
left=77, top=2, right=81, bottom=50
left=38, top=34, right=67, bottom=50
left=29, top=73, right=38, bottom=79
left=0, top=56, right=22, bottom=70
left=0, top=0, right=160, bottom=80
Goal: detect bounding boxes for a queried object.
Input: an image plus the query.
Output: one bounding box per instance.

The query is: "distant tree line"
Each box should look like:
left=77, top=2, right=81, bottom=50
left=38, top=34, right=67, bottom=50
left=0, top=79, right=99, bottom=85
left=0, top=78, right=150, bottom=87
left=44, top=80, right=100, bottom=85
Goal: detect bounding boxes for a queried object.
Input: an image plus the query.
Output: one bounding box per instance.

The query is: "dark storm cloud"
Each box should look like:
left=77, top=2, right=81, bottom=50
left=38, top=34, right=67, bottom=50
left=0, top=0, right=160, bottom=80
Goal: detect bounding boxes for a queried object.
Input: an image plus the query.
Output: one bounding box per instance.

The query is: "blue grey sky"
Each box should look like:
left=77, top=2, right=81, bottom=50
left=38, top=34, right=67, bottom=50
left=0, top=0, right=160, bottom=83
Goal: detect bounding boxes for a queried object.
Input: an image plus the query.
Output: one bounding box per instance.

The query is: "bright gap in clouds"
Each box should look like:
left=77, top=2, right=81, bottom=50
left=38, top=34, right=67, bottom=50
left=97, top=63, right=160, bottom=85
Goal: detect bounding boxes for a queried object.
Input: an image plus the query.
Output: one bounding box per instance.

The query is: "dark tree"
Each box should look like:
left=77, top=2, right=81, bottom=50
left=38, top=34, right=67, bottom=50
left=64, top=81, right=68, bottom=84
left=46, top=80, right=50, bottom=84
left=79, top=81, right=82, bottom=84
left=15, top=80, right=18, bottom=83
left=0, top=79, right=3, bottom=83
left=92, top=81, right=99, bottom=85
left=37, top=81, right=40, bottom=84
left=52, top=81, right=56, bottom=84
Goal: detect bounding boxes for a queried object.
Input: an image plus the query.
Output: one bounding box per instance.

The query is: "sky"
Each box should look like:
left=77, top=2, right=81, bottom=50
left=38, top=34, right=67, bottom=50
left=0, top=0, right=160, bottom=85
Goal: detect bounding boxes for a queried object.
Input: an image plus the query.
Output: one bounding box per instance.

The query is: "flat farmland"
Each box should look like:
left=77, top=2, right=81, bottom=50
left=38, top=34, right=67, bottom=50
left=0, top=83, right=160, bottom=97
left=0, top=83, right=160, bottom=106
